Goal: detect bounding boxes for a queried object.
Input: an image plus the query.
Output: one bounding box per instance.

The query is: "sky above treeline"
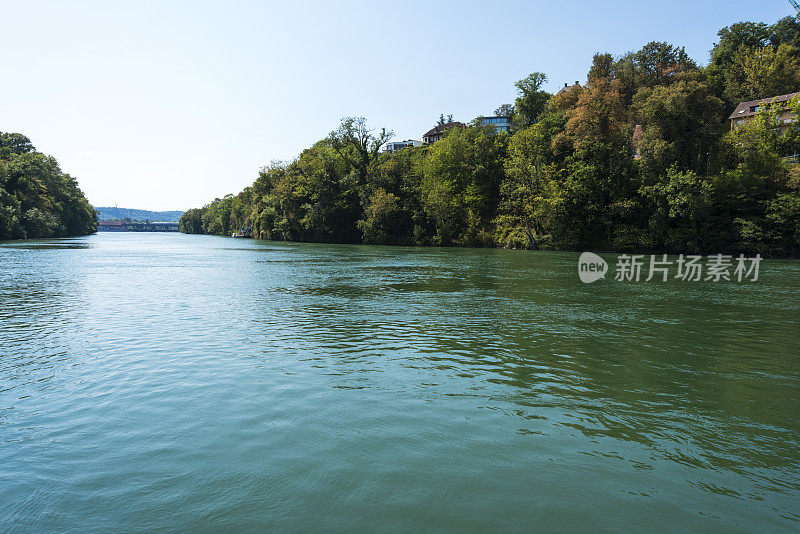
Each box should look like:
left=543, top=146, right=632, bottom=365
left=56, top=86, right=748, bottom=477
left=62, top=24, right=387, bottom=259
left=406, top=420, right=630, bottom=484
left=2, top=0, right=795, bottom=211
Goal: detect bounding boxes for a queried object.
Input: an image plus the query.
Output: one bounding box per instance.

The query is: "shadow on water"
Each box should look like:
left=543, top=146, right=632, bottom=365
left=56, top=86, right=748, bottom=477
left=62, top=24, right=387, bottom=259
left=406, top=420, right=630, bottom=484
left=0, top=238, right=93, bottom=250
left=245, top=244, right=800, bottom=493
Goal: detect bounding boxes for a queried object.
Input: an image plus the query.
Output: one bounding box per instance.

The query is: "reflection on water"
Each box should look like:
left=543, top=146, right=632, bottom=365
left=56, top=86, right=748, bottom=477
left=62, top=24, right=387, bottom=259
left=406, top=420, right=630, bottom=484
left=1, top=233, right=799, bottom=531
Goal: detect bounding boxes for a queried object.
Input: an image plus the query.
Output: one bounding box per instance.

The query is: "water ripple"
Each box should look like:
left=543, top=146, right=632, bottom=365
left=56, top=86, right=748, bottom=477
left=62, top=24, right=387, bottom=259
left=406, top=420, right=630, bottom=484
left=1, top=233, right=798, bottom=531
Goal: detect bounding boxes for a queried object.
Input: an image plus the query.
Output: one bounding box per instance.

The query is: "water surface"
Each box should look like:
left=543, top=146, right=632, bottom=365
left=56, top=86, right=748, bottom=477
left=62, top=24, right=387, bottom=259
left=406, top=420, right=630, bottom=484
left=1, top=233, right=799, bottom=532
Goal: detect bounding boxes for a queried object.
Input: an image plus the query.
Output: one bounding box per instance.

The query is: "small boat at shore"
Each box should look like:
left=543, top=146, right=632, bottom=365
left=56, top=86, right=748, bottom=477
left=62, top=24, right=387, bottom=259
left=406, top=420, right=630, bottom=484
left=232, top=226, right=253, bottom=238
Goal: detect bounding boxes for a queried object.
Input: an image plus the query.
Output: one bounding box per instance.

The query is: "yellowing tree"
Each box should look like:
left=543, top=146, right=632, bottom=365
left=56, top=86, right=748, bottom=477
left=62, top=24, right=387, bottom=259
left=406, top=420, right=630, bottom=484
left=726, top=43, right=800, bottom=102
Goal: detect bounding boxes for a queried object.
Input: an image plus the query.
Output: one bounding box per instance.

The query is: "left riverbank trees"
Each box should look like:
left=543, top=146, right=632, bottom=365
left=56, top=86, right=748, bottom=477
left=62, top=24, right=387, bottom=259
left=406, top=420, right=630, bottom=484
left=0, top=132, right=97, bottom=240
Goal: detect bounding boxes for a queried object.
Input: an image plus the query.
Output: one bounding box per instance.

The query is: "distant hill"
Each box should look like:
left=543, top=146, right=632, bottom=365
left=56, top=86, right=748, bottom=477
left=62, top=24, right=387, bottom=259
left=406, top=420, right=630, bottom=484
left=95, top=207, right=184, bottom=223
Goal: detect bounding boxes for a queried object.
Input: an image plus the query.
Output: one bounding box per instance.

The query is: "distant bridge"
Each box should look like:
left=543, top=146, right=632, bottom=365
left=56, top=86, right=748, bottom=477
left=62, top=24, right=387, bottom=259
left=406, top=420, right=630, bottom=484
left=97, top=220, right=180, bottom=232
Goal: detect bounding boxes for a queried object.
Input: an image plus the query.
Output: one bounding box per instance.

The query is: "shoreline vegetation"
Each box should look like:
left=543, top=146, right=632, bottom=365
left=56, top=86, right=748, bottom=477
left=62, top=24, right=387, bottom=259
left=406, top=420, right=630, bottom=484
left=0, top=133, right=97, bottom=240
left=181, top=16, right=800, bottom=258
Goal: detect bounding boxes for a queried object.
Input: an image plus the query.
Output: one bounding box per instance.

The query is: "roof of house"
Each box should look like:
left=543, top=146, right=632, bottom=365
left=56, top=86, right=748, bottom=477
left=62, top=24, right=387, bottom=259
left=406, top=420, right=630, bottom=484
left=558, top=81, right=581, bottom=95
left=728, top=91, right=800, bottom=120
left=99, top=220, right=123, bottom=226
left=423, top=122, right=464, bottom=138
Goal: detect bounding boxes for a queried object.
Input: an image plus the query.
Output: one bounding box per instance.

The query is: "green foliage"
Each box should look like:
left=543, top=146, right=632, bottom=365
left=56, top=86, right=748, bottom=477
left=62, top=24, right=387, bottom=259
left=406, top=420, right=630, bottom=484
left=494, top=104, right=515, bottom=118
left=422, top=124, right=507, bottom=246
left=498, top=123, right=556, bottom=249
left=358, top=189, right=408, bottom=245
left=723, top=43, right=800, bottom=104
left=328, top=117, right=392, bottom=187
left=181, top=16, right=800, bottom=257
left=639, top=168, right=717, bottom=253
left=709, top=18, right=800, bottom=106
left=711, top=21, right=772, bottom=68
left=0, top=132, right=35, bottom=157
left=514, top=72, right=551, bottom=128
left=631, top=78, right=725, bottom=180
left=770, top=16, right=800, bottom=50
left=593, top=42, right=700, bottom=106
left=0, top=133, right=97, bottom=240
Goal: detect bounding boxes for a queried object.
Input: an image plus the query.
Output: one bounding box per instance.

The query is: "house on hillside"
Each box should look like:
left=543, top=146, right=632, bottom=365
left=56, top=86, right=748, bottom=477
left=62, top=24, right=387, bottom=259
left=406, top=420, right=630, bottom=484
left=558, top=81, right=581, bottom=95
left=477, top=116, right=512, bottom=134
left=383, top=139, right=422, bottom=153
left=729, top=92, right=799, bottom=133
left=422, top=122, right=465, bottom=144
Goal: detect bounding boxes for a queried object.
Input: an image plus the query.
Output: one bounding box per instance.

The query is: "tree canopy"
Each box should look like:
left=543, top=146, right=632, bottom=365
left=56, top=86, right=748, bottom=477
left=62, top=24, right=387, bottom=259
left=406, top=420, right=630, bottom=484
left=0, top=132, right=97, bottom=240
left=181, top=15, right=800, bottom=257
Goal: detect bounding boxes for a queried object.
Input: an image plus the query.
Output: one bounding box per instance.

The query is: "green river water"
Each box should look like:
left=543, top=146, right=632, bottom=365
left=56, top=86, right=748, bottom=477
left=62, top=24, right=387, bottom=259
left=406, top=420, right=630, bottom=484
left=1, top=232, right=798, bottom=532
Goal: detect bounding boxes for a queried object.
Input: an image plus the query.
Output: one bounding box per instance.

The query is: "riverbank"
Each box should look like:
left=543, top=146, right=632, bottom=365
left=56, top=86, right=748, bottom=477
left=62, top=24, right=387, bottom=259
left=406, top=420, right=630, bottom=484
left=179, top=15, right=800, bottom=259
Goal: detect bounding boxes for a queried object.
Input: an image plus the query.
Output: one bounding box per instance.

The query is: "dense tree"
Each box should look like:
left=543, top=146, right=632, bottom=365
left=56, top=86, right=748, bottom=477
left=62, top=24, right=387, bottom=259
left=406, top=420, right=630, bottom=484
left=708, top=17, right=800, bottom=106
left=770, top=16, right=800, bottom=50
left=604, top=42, right=699, bottom=106
left=711, top=21, right=772, bottom=68
left=357, top=189, right=408, bottom=245
left=328, top=117, right=392, bottom=187
left=422, top=123, right=507, bottom=245
left=631, top=78, right=726, bottom=180
left=629, top=42, right=697, bottom=87
left=181, top=15, right=800, bottom=258
left=561, top=77, right=628, bottom=150
left=371, top=143, right=432, bottom=244
left=497, top=123, right=555, bottom=249
left=723, top=43, right=800, bottom=103
left=0, top=132, right=35, bottom=156
left=494, top=104, right=515, bottom=118
left=513, top=72, right=551, bottom=127
left=0, top=133, right=96, bottom=240
left=588, top=53, right=614, bottom=81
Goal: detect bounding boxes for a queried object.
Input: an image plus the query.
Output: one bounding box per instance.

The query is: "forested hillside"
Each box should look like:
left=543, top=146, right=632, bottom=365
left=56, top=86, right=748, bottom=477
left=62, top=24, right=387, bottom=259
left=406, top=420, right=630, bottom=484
left=95, top=207, right=184, bottom=223
left=181, top=16, right=800, bottom=257
left=0, top=133, right=97, bottom=240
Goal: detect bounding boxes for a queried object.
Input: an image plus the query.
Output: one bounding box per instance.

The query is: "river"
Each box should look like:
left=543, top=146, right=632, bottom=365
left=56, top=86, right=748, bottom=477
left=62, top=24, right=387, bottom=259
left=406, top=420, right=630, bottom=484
left=1, top=232, right=798, bottom=532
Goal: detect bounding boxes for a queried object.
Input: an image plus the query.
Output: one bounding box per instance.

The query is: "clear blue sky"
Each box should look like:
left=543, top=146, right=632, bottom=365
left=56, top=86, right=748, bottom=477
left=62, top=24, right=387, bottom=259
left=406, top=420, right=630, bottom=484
left=2, top=1, right=795, bottom=211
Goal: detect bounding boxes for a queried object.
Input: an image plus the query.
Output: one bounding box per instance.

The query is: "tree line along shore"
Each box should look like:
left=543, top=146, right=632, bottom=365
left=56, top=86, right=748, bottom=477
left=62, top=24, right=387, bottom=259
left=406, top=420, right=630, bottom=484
left=0, top=133, right=97, bottom=240
left=180, top=16, right=800, bottom=257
